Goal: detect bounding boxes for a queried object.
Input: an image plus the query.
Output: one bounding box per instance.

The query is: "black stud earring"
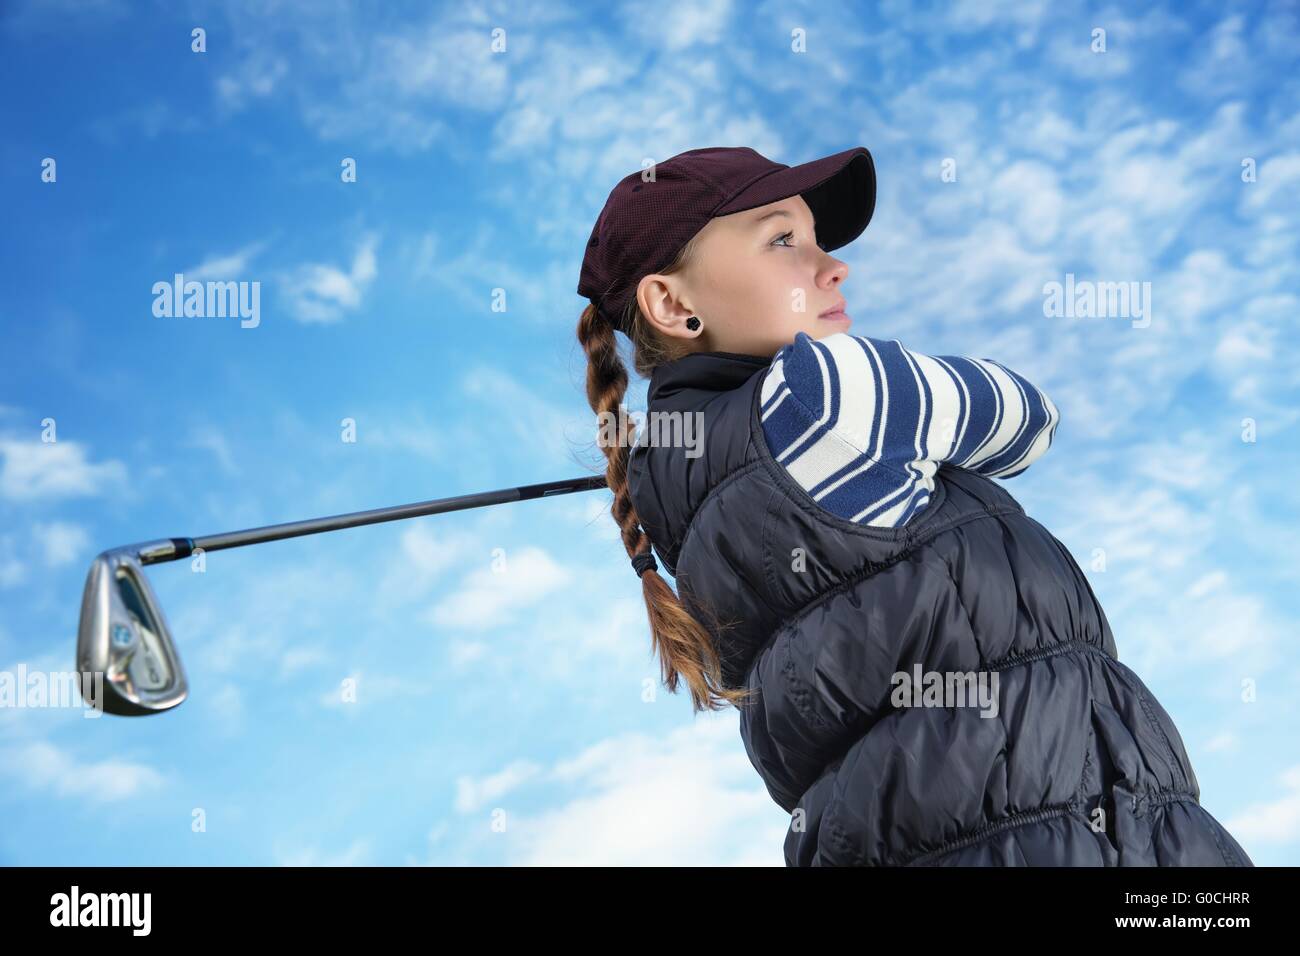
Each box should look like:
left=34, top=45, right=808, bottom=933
left=686, top=316, right=701, bottom=331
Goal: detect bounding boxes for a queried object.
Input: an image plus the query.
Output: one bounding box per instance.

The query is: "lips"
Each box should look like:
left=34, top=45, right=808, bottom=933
left=819, top=299, right=848, bottom=318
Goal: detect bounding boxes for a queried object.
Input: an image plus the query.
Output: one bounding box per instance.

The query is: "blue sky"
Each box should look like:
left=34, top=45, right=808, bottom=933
left=1, top=0, right=1297, bottom=866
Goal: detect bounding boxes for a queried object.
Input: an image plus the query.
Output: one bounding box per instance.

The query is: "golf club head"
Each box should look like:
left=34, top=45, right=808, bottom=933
left=77, top=546, right=188, bottom=716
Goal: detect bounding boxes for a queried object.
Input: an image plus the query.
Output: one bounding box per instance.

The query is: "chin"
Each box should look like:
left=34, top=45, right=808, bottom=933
left=806, top=319, right=852, bottom=340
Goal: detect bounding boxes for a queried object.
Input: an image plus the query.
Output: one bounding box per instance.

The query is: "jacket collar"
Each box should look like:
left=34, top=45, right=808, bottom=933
left=647, top=349, right=771, bottom=410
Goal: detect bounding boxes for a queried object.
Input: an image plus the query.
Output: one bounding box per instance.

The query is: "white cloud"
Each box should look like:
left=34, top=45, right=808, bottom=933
left=274, top=838, right=372, bottom=866
left=186, top=560, right=359, bottom=679
left=31, top=521, right=89, bottom=567
left=466, top=714, right=787, bottom=866
left=1045, top=30, right=1130, bottom=79
left=1180, top=587, right=1279, bottom=661
left=280, top=234, right=379, bottom=323
left=317, top=671, right=435, bottom=711
left=447, top=639, right=489, bottom=667
left=183, top=240, right=270, bottom=282
left=186, top=425, right=239, bottom=477
left=212, top=5, right=522, bottom=151
left=436, top=557, right=656, bottom=688
left=1178, top=15, right=1253, bottom=99
left=406, top=231, right=440, bottom=282
left=375, top=522, right=481, bottom=606
left=279, top=646, right=329, bottom=678
left=1213, top=319, right=1275, bottom=368
left=1239, top=152, right=1300, bottom=214
left=0, top=438, right=127, bottom=501
left=459, top=364, right=597, bottom=465
left=1017, top=109, right=1085, bottom=162
left=618, top=0, right=734, bottom=51
left=359, top=416, right=442, bottom=464
left=196, top=625, right=270, bottom=678
left=0, top=741, right=165, bottom=803
left=372, top=23, right=509, bottom=105
left=1185, top=571, right=1228, bottom=600
left=553, top=493, right=623, bottom=547
left=1203, top=731, right=1237, bottom=754
left=454, top=759, right=544, bottom=813
left=426, top=546, right=572, bottom=631
left=1, top=0, right=127, bottom=34
left=89, top=99, right=199, bottom=143
left=988, top=160, right=1064, bottom=247
left=205, top=683, right=245, bottom=737
left=1223, top=764, right=1300, bottom=846
left=1208, top=294, right=1300, bottom=425
left=947, top=0, right=1048, bottom=30
left=0, top=534, right=24, bottom=588
left=1105, top=152, right=1198, bottom=218
left=216, top=52, right=288, bottom=112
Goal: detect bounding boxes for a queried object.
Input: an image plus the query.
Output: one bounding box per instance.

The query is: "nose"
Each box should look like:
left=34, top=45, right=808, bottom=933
left=821, top=253, right=849, bottom=288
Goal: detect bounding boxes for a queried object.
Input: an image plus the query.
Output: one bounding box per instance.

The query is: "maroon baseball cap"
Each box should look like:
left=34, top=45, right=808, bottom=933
left=578, top=145, right=876, bottom=335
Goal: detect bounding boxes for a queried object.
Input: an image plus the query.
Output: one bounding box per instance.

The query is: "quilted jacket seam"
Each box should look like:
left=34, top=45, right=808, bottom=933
left=1104, top=664, right=1192, bottom=794
left=1127, top=787, right=1224, bottom=865
left=671, top=459, right=764, bottom=570
left=896, top=785, right=1210, bottom=867
left=898, top=803, right=1079, bottom=866
left=753, top=506, right=1027, bottom=676
left=935, top=544, right=982, bottom=657
left=801, top=640, right=1117, bottom=864
left=760, top=485, right=784, bottom=599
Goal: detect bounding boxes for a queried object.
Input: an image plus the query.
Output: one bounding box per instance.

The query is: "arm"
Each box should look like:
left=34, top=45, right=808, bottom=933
left=916, top=348, right=1061, bottom=478
left=759, top=331, right=1060, bottom=527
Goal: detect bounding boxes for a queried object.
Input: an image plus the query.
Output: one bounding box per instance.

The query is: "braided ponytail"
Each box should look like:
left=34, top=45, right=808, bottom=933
left=576, top=285, right=754, bottom=713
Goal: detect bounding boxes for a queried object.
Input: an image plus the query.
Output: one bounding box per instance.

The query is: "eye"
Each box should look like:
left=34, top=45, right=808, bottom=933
left=772, top=230, right=796, bottom=247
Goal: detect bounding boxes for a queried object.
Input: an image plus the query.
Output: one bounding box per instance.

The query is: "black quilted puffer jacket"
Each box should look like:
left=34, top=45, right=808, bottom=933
left=627, top=349, right=1253, bottom=867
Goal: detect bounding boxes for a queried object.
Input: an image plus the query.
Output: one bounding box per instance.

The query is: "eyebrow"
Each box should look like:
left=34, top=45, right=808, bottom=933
left=751, top=208, right=817, bottom=231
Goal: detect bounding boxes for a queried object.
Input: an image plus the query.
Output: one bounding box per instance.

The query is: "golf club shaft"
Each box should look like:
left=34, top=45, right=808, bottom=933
left=138, top=474, right=609, bottom=566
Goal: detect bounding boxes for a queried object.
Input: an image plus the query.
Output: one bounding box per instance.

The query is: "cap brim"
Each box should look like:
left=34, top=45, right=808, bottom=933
left=714, top=146, right=876, bottom=252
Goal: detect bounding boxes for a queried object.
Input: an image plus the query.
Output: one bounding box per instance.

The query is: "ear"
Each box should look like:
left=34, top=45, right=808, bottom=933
left=636, top=274, right=699, bottom=343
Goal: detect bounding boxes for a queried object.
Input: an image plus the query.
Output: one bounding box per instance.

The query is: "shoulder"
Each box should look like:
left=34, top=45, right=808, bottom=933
left=768, top=331, right=930, bottom=404
left=767, top=331, right=871, bottom=391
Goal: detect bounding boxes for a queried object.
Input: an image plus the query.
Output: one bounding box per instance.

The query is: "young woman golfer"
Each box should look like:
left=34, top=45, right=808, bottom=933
left=575, top=145, right=1253, bottom=867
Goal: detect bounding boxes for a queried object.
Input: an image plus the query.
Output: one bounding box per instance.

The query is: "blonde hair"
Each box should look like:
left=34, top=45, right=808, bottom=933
left=575, top=234, right=753, bottom=712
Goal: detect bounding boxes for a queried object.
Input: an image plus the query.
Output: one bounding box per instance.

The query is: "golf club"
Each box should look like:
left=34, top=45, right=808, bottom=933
left=76, top=474, right=609, bottom=716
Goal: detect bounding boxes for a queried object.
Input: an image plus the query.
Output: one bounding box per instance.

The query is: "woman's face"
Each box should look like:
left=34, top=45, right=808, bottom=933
left=635, top=194, right=853, bottom=358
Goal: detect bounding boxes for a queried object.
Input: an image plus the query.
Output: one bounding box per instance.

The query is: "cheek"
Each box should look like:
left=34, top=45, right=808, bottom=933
left=697, top=258, right=753, bottom=306
left=712, top=262, right=776, bottom=312
left=774, top=263, right=820, bottom=318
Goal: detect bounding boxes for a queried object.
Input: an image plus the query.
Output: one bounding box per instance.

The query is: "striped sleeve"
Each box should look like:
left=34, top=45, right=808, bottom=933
left=759, top=331, right=1060, bottom=528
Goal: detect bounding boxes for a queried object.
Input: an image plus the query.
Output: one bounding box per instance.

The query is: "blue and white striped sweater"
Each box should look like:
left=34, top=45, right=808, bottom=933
left=760, top=331, right=1060, bottom=527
